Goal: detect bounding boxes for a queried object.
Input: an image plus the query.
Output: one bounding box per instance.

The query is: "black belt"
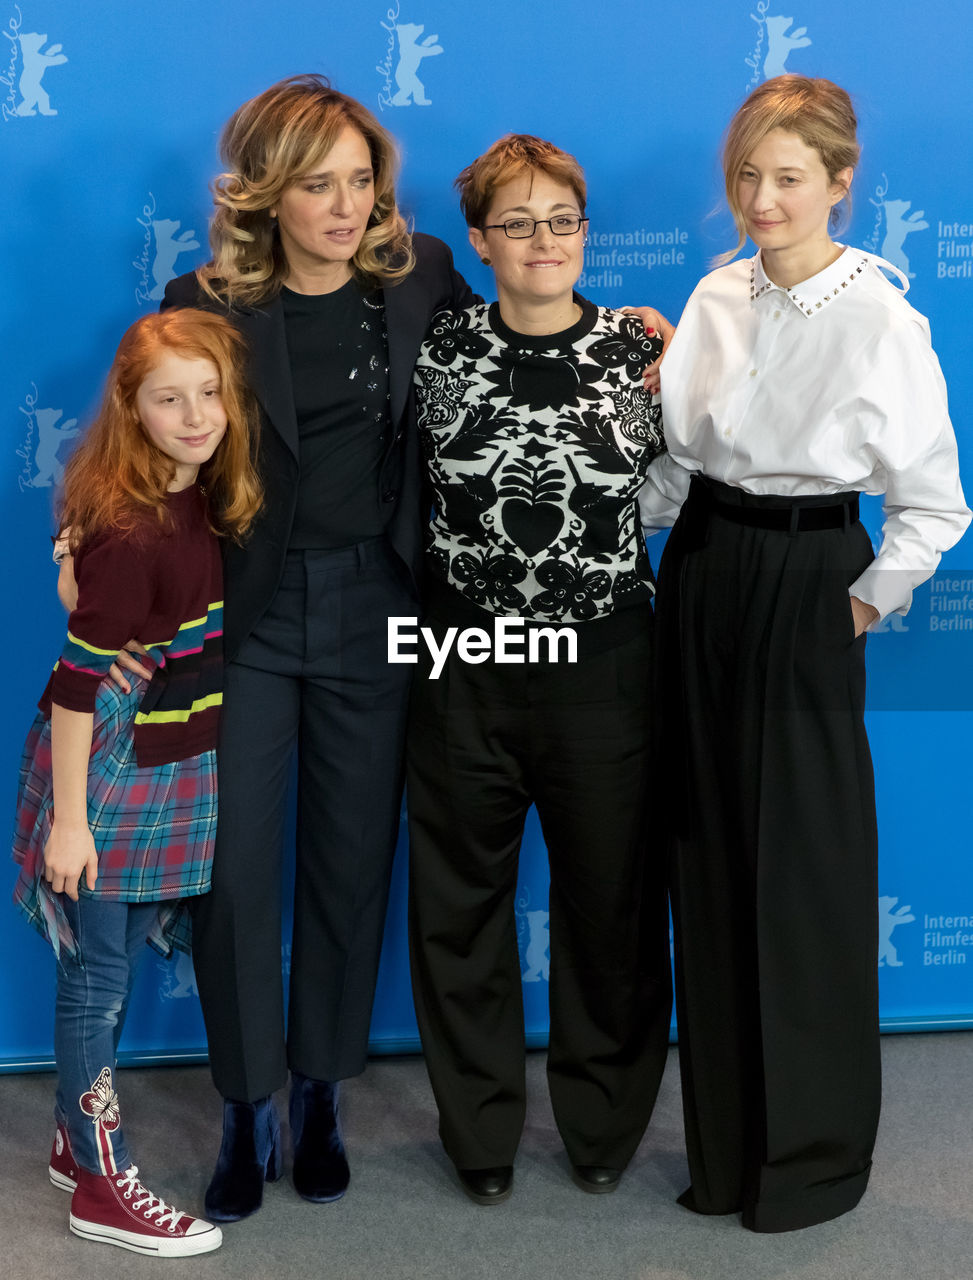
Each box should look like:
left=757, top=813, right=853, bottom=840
left=710, top=493, right=859, bottom=533
left=678, top=476, right=860, bottom=551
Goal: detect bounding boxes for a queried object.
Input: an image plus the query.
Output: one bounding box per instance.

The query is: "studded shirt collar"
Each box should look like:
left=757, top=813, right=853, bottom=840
left=749, top=247, right=869, bottom=318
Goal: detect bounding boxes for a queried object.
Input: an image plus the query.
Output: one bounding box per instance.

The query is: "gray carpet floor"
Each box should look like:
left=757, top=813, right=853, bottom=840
left=1, top=1034, right=970, bottom=1279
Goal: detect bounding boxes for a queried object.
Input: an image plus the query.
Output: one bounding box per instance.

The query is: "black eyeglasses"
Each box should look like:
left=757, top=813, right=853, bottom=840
left=483, top=214, right=588, bottom=239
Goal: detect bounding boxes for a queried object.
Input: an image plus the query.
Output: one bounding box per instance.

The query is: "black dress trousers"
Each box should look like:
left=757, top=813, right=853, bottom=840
left=655, top=478, right=881, bottom=1233
left=407, top=597, right=672, bottom=1171
left=190, top=538, right=416, bottom=1101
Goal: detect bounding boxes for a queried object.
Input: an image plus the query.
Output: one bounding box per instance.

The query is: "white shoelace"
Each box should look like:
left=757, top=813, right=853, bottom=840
left=116, top=1165, right=185, bottom=1232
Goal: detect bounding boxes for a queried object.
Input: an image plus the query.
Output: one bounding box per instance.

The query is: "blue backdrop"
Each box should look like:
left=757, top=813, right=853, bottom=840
left=2, top=0, right=971, bottom=1070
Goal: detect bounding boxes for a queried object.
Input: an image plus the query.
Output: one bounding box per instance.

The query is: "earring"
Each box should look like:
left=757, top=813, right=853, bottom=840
left=480, top=256, right=491, bottom=266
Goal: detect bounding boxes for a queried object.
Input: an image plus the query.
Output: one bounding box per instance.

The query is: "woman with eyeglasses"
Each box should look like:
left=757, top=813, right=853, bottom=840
left=406, top=134, right=673, bottom=1205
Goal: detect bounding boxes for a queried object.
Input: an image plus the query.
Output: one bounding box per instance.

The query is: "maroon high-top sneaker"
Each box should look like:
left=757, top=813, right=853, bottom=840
left=70, top=1165, right=222, bottom=1257
left=49, top=1122, right=79, bottom=1192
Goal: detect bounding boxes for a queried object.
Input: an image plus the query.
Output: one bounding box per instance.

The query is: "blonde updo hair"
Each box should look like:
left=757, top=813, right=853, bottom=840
left=720, top=75, right=860, bottom=264
left=199, top=74, right=414, bottom=305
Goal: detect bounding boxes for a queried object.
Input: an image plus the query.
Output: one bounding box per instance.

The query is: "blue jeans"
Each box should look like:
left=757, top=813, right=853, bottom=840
left=54, top=895, right=158, bottom=1175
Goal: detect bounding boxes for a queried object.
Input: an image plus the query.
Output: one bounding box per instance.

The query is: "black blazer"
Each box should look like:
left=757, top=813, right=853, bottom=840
left=163, top=233, right=474, bottom=660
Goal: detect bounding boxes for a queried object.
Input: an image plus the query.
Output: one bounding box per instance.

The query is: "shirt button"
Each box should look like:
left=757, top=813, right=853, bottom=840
left=382, top=490, right=397, bottom=503
left=749, top=369, right=757, bottom=378
left=724, top=428, right=732, bottom=438
left=773, top=310, right=782, bottom=320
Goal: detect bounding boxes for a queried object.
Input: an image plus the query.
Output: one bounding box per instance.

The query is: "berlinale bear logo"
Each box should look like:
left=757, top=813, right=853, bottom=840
left=391, top=22, right=443, bottom=106
left=520, top=910, right=550, bottom=984
left=878, top=896, right=915, bottom=968
left=761, top=15, right=811, bottom=78
left=31, top=407, right=79, bottom=486
left=149, top=219, right=200, bottom=301
left=16, top=385, right=79, bottom=492
left=2, top=21, right=67, bottom=120
left=864, top=177, right=929, bottom=281
left=881, top=199, right=929, bottom=281
left=745, top=5, right=811, bottom=92
left=158, top=951, right=200, bottom=1001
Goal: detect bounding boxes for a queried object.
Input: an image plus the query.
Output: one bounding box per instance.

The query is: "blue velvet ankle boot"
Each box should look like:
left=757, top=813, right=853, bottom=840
left=290, top=1073, right=350, bottom=1202
left=204, top=1097, right=282, bottom=1222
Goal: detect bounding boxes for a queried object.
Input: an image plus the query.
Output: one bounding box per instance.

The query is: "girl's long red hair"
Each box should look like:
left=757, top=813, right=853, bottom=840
left=59, top=310, right=262, bottom=550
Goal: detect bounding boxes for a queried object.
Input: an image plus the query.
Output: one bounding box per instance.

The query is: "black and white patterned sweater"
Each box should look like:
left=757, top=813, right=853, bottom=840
left=415, top=297, right=665, bottom=623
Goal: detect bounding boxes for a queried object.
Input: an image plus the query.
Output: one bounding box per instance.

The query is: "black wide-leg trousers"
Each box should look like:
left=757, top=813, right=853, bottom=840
left=407, top=603, right=672, bottom=1171
left=191, top=539, right=416, bottom=1101
left=655, top=477, right=881, bottom=1233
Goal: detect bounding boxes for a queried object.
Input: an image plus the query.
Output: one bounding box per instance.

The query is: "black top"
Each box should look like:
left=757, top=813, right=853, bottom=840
left=282, top=279, right=392, bottom=548
left=161, top=233, right=477, bottom=660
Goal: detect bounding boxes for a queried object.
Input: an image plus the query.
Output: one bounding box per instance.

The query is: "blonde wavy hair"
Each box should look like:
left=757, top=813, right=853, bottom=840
left=199, top=75, right=414, bottom=305
left=718, top=75, right=860, bottom=265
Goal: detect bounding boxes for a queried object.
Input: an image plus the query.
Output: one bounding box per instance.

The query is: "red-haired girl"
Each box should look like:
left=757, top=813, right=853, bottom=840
left=12, top=309, right=261, bottom=1257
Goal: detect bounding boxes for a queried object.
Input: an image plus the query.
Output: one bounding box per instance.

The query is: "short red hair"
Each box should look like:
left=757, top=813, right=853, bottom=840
left=455, top=134, right=587, bottom=229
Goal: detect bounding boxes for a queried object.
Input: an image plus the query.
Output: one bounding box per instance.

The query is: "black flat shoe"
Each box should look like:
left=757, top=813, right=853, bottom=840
left=456, top=1165, right=514, bottom=1205
left=571, top=1164, right=621, bottom=1194
left=290, top=1073, right=350, bottom=1203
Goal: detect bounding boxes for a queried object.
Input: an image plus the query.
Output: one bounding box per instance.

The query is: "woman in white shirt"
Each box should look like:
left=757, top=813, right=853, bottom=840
left=640, top=75, right=969, bottom=1233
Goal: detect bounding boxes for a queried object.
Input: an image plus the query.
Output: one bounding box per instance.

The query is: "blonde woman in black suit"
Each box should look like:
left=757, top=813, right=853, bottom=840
left=160, top=75, right=474, bottom=1222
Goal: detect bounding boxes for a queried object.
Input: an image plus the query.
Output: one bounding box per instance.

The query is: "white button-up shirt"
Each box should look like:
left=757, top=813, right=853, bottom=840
left=641, top=247, right=970, bottom=621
